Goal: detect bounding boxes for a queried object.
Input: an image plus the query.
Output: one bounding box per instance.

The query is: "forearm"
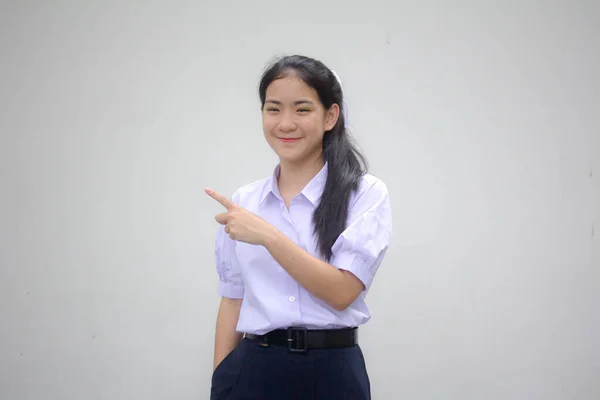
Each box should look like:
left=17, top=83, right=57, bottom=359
left=214, top=297, right=243, bottom=370
left=263, top=230, right=363, bottom=311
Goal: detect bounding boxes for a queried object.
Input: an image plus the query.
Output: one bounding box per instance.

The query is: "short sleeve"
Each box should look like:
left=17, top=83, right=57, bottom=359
left=329, top=178, right=392, bottom=291
left=214, top=191, right=244, bottom=299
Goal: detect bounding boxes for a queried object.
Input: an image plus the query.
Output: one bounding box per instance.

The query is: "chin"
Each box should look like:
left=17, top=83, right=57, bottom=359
left=275, top=151, right=304, bottom=164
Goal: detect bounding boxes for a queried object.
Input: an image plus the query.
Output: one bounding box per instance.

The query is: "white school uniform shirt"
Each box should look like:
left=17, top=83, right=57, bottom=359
left=215, top=163, right=392, bottom=335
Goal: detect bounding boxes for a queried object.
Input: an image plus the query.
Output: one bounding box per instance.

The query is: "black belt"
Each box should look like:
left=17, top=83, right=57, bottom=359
left=244, top=327, right=358, bottom=353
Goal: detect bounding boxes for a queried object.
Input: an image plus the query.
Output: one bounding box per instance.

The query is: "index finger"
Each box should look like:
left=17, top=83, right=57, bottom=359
left=205, top=188, right=235, bottom=210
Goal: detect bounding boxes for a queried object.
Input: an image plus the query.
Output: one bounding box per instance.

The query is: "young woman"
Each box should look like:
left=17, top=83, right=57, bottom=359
left=206, top=54, right=392, bottom=399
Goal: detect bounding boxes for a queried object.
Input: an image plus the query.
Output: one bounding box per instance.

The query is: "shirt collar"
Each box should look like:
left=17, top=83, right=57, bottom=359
left=260, top=162, right=328, bottom=206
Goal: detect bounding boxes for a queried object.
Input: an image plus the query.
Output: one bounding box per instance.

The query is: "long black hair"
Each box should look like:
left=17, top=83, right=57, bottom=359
left=258, top=55, right=368, bottom=262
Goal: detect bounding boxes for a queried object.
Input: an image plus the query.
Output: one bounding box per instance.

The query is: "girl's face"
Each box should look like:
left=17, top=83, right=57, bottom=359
left=262, top=74, right=339, bottom=165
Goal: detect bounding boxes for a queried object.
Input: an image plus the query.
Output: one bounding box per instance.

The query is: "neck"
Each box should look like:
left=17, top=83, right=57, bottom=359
left=278, top=153, right=325, bottom=196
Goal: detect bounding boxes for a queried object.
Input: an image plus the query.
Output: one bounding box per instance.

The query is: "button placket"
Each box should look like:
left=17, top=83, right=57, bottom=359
left=280, top=198, right=302, bottom=324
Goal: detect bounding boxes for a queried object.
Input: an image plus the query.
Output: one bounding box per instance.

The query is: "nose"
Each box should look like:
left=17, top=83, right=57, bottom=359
left=278, top=112, right=296, bottom=132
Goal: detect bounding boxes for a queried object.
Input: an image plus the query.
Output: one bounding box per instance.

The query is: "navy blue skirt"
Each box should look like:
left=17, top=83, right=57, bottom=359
left=211, top=337, right=371, bottom=399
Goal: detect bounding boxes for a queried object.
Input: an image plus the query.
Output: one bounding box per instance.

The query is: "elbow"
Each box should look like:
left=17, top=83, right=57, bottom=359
left=328, top=291, right=360, bottom=312
left=327, top=271, right=365, bottom=311
left=331, top=301, right=351, bottom=312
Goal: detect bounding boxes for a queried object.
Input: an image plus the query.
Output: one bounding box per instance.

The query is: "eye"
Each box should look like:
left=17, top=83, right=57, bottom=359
left=297, top=108, right=310, bottom=113
left=266, top=107, right=279, bottom=112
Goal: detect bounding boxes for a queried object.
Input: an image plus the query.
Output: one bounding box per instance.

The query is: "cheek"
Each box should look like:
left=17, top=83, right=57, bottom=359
left=262, top=115, right=277, bottom=133
left=300, top=118, right=323, bottom=138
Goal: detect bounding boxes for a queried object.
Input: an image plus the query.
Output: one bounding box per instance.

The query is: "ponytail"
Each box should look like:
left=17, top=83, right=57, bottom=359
left=313, top=110, right=367, bottom=261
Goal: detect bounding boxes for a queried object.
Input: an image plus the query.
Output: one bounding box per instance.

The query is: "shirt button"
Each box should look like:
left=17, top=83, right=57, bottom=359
left=288, top=296, right=295, bottom=302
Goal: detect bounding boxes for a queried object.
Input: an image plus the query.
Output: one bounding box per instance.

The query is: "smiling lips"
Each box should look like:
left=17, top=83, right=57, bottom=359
left=279, top=137, right=300, bottom=143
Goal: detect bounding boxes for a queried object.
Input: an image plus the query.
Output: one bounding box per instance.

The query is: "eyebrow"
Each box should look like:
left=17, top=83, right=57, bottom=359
left=265, top=99, right=314, bottom=106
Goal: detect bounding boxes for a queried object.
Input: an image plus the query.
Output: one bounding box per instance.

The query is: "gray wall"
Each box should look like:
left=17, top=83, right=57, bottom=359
left=1, top=1, right=598, bottom=399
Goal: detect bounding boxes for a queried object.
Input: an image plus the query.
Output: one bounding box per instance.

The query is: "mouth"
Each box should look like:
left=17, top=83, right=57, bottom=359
left=278, top=137, right=301, bottom=143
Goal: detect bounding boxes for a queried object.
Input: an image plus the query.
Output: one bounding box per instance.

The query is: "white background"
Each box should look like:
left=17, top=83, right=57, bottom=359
left=1, top=1, right=599, bottom=399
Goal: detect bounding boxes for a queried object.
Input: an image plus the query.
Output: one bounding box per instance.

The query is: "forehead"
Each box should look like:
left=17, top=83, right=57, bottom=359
left=265, top=75, right=320, bottom=102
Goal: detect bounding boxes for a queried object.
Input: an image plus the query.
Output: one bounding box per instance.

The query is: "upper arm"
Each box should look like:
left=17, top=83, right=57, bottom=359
left=329, top=178, right=393, bottom=291
left=215, top=191, right=244, bottom=299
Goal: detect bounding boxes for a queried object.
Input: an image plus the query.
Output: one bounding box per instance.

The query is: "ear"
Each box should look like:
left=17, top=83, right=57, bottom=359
left=324, top=103, right=340, bottom=131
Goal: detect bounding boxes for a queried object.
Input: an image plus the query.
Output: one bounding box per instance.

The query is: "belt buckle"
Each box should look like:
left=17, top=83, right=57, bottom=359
left=287, top=327, right=308, bottom=353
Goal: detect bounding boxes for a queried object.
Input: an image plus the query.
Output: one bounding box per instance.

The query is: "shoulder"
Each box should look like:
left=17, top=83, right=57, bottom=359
left=344, top=173, right=392, bottom=232
left=352, top=173, right=389, bottom=205
left=343, top=173, right=391, bottom=221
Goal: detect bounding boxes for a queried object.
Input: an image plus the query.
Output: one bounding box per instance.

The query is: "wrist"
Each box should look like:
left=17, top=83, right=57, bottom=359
left=261, top=225, right=283, bottom=248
